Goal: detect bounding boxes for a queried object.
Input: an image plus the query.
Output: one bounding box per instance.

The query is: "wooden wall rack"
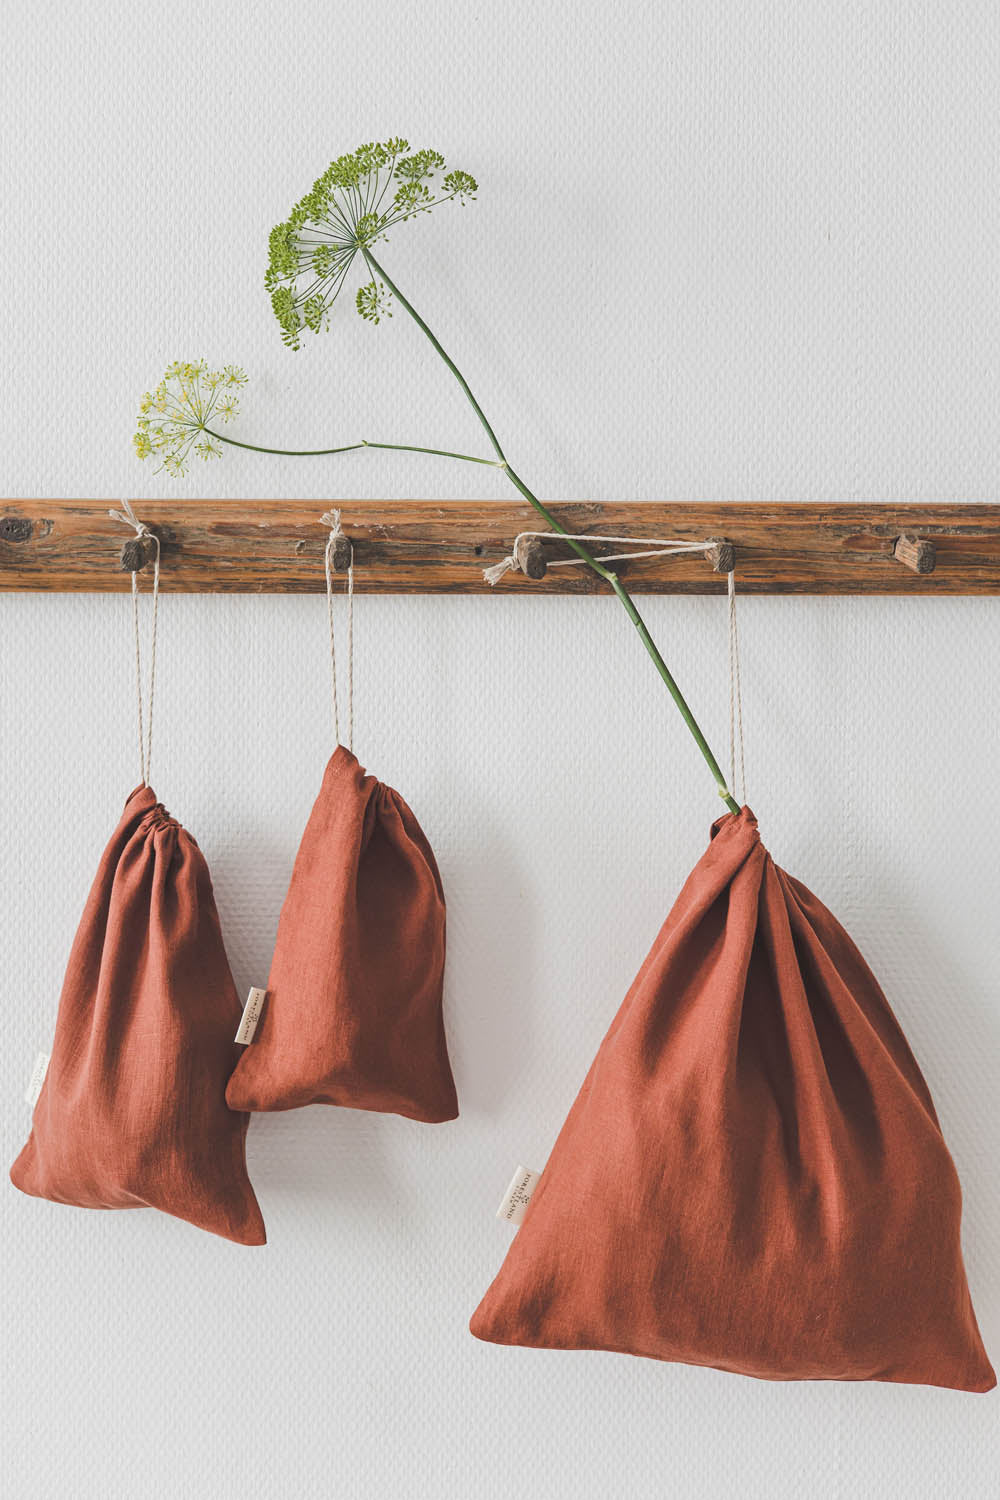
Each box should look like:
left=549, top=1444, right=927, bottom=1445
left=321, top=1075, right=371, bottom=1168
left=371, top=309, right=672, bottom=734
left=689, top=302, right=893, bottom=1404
left=2, top=500, right=1000, bottom=594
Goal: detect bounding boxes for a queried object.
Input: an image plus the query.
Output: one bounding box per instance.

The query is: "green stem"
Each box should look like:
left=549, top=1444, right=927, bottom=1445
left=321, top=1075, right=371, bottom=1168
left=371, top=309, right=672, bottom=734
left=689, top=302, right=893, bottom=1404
left=366, top=441, right=502, bottom=467
left=363, top=248, right=739, bottom=813
left=207, top=432, right=364, bottom=457
left=206, top=430, right=498, bottom=467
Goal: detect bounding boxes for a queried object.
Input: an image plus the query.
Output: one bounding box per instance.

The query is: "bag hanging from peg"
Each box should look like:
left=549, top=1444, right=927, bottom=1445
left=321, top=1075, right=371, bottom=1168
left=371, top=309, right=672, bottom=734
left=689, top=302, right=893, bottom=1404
left=10, top=502, right=266, bottom=1245
left=471, top=568, right=994, bottom=1391
left=226, top=512, right=457, bottom=1123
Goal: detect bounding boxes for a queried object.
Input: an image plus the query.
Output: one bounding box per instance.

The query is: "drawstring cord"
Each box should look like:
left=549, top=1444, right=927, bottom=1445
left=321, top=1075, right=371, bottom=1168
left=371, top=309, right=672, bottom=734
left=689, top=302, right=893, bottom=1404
left=321, top=510, right=354, bottom=752
left=109, top=500, right=160, bottom=787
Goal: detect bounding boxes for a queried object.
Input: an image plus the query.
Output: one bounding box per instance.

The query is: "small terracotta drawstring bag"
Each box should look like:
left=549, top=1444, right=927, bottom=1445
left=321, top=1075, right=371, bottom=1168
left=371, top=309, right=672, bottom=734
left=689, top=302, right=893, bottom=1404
left=226, top=513, right=457, bottom=1123
left=471, top=573, right=993, bottom=1391
left=10, top=504, right=266, bottom=1245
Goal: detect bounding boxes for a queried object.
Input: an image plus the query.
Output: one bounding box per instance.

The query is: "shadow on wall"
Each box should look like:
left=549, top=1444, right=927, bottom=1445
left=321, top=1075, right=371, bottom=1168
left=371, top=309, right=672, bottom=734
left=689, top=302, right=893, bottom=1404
left=210, top=830, right=290, bottom=991
left=437, top=801, right=537, bottom=1119
left=846, top=857, right=1000, bottom=1347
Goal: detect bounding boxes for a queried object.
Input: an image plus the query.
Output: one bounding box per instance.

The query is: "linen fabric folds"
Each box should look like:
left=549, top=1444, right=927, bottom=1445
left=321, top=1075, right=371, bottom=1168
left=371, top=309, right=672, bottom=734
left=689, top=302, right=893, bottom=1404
left=10, top=786, right=266, bottom=1245
left=471, top=809, right=994, bottom=1391
left=226, top=746, right=457, bottom=1123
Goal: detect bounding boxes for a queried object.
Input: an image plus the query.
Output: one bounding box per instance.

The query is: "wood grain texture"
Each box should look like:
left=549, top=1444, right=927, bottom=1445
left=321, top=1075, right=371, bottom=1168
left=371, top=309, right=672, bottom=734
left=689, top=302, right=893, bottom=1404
left=2, top=500, right=1000, bottom=593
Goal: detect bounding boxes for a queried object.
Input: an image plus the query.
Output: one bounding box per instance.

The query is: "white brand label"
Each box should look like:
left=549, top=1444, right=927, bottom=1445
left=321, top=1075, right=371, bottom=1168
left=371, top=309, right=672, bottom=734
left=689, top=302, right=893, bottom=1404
left=235, top=987, right=267, bottom=1044
left=496, top=1165, right=542, bottom=1225
left=25, top=1052, right=50, bottom=1108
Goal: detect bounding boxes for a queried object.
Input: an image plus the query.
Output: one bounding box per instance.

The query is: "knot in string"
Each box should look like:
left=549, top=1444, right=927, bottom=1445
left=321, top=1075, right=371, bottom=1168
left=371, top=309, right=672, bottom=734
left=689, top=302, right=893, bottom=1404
left=321, top=510, right=354, bottom=753
left=108, top=497, right=153, bottom=540
left=109, top=500, right=160, bottom=788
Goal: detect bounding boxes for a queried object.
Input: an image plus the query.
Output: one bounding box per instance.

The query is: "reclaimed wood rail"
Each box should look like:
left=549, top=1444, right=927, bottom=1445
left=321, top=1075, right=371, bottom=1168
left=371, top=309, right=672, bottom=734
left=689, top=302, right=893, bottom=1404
left=2, top=500, right=1000, bottom=594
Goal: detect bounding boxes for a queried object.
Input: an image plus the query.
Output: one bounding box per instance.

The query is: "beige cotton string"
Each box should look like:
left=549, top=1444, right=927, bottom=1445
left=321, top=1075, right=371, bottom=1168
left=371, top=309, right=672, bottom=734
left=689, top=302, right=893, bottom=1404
left=109, top=500, right=161, bottom=787
left=483, top=532, right=716, bottom=586
left=727, top=568, right=746, bottom=807
left=484, top=524, right=747, bottom=808
left=321, top=510, right=354, bottom=752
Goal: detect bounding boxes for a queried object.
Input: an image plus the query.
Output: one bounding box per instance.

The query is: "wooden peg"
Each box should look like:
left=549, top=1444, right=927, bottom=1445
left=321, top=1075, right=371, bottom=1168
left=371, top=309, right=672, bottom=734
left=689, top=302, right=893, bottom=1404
left=330, top=532, right=353, bottom=573
left=893, top=534, right=936, bottom=575
left=706, top=538, right=735, bottom=573
left=117, top=532, right=158, bottom=574
left=514, top=535, right=547, bottom=579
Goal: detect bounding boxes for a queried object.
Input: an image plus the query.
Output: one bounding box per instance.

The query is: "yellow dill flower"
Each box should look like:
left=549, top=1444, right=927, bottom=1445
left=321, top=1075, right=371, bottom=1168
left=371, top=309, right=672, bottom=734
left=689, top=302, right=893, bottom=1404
left=132, top=361, right=247, bottom=477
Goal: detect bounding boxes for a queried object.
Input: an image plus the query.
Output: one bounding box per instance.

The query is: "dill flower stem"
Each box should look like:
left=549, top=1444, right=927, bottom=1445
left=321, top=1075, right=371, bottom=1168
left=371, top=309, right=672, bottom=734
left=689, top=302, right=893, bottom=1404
left=206, top=431, right=501, bottom=466
left=366, top=441, right=503, bottom=467
left=206, top=433, right=366, bottom=457
left=363, top=248, right=739, bottom=813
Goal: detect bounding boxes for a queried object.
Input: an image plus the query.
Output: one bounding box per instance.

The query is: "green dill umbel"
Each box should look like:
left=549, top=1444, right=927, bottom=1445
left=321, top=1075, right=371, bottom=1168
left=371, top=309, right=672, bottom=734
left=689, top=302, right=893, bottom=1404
left=133, top=140, right=738, bottom=812
left=264, top=140, right=476, bottom=348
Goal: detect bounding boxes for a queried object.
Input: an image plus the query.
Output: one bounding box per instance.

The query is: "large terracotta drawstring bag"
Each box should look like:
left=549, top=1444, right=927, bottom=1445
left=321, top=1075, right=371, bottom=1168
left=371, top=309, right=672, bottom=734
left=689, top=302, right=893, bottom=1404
left=226, top=514, right=457, bottom=1123
left=10, top=506, right=266, bottom=1245
left=471, top=576, right=993, bottom=1391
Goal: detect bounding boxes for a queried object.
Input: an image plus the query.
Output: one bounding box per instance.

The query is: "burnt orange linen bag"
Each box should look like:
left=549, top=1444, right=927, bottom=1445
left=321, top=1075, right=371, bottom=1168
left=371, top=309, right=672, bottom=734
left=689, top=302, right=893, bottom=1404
left=471, top=809, right=994, bottom=1391
left=225, top=743, right=457, bottom=1122
left=11, top=785, right=266, bottom=1245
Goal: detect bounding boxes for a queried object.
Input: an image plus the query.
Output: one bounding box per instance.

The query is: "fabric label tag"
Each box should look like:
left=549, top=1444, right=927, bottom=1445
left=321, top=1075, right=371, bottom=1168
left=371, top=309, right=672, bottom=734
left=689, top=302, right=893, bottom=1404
left=496, top=1165, right=542, bottom=1225
left=234, top=987, right=267, bottom=1044
left=25, top=1052, right=50, bottom=1108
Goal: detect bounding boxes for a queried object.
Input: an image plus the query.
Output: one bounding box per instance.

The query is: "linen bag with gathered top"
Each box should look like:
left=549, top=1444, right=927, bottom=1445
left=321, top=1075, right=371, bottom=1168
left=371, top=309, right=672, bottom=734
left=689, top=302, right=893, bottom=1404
left=11, top=504, right=266, bottom=1244
left=225, top=514, right=457, bottom=1123
left=471, top=572, right=993, bottom=1390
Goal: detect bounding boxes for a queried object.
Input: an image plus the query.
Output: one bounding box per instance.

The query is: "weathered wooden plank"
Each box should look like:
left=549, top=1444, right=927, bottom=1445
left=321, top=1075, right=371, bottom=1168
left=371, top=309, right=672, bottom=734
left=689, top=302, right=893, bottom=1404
left=1, top=500, right=1000, bottom=593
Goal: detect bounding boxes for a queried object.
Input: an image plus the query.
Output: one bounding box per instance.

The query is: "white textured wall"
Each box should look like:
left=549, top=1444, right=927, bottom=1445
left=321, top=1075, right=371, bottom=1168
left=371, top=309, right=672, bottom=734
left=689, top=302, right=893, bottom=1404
left=2, top=3, right=998, bottom=1496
